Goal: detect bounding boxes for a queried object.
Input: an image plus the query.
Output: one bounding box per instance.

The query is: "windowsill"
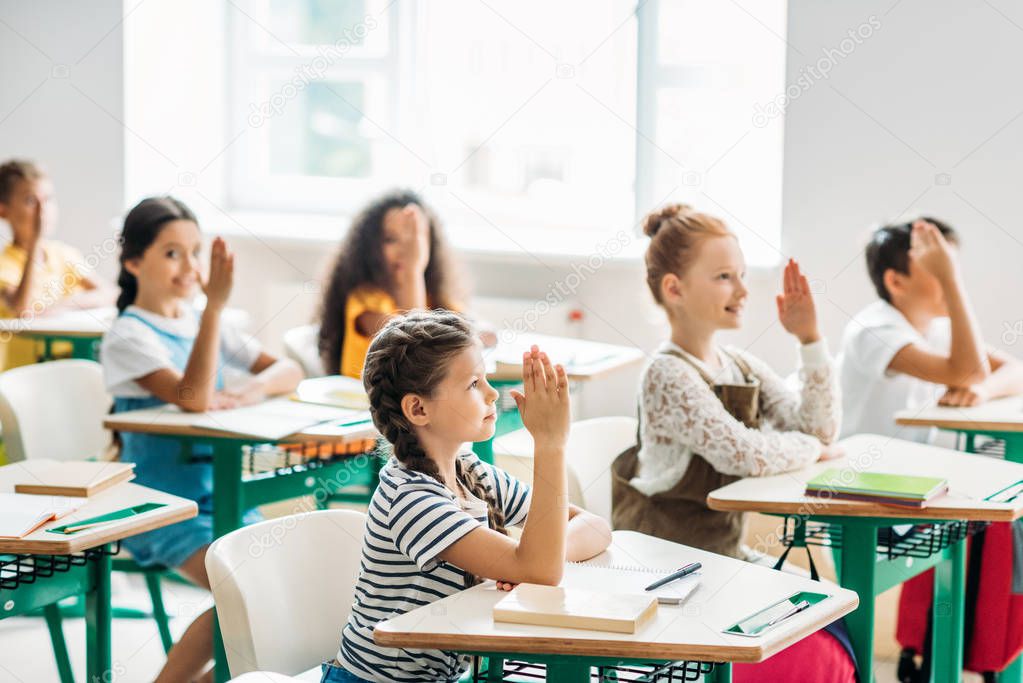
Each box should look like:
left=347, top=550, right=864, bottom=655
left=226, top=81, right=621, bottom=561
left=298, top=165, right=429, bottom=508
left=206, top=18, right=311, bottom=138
left=204, top=209, right=652, bottom=269
left=202, top=209, right=784, bottom=271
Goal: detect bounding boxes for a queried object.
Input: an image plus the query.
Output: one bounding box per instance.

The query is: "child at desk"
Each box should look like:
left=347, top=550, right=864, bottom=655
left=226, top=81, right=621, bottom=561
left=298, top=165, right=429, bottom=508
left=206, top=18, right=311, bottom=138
left=0, top=159, right=116, bottom=367
left=317, top=190, right=493, bottom=379
left=613, top=205, right=855, bottom=682
left=613, top=204, right=842, bottom=560
left=101, top=196, right=302, bottom=683
left=841, top=218, right=1023, bottom=678
left=326, top=311, right=611, bottom=683
left=839, top=218, right=1023, bottom=441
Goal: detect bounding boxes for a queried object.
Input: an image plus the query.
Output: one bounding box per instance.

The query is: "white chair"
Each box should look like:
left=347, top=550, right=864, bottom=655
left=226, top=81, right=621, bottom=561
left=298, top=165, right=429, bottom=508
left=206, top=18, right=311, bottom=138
left=493, top=416, right=638, bottom=521
left=0, top=359, right=177, bottom=667
left=283, top=324, right=326, bottom=378
left=0, top=359, right=112, bottom=463
left=207, top=509, right=366, bottom=678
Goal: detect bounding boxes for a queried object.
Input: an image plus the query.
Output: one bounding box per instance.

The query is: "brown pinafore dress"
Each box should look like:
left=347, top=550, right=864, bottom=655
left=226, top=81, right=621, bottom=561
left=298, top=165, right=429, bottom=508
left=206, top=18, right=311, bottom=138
left=612, top=347, right=761, bottom=558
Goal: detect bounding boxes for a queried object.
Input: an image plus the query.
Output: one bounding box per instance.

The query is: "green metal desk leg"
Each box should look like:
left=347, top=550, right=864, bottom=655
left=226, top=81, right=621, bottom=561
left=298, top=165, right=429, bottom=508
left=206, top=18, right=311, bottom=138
left=472, top=437, right=495, bottom=465
left=86, top=547, right=113, bottom=683
left=211, top=439, right=246, bottom=683
left=838, top=523, right=878, bottom=683
left=486, top=656, right=504, bottom=682
left=211, top=439, right=246, bottom=538
left=706, top=662, right=733, bottom=682
left=1000, top=433, right=1023, bottom=465
left=544, top=657, right=591, bottom=682
left=930, top=540, right=966, bottom=683
left=1001, top=654, right=1023, bottom=683
left=43, top=602, right=74, bottom=683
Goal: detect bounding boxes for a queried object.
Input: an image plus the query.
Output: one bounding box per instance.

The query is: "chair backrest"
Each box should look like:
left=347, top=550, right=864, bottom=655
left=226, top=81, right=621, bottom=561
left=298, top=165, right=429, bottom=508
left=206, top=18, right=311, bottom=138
left=283, top=324, right=326, bottom=378
left=565, top=416, right=638, bottom=521
left=0, top=359, right=112, bottom=462
left=206, top=509, right=366, bottom=677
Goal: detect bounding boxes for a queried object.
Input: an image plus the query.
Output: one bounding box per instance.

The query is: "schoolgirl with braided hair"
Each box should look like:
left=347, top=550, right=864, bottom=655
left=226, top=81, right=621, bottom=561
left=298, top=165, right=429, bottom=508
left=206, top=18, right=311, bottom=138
left=326, top=310, right=612, bottom=683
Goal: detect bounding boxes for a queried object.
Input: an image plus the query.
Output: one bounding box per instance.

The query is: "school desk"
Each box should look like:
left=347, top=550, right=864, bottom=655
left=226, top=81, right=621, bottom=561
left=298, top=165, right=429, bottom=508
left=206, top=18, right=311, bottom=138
left=103, top=398, right=377, bottom=683
left=0, top=306, right=252, bottom=362
left=478, top=333, right=644, bottom=462
left=0, top=459, right=197, bottom=683
left=896, top=395, right=1023, bottom=681
left=896, top=395, right=1023, bottom=463
left=374, top=530, right=859, bottom=683
left=707, top=433, right=1023, bottom=683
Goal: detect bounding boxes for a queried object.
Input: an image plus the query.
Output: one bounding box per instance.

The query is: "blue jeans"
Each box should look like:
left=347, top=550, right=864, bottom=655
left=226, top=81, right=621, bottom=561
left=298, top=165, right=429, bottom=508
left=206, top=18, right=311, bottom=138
left=321, top=661, right=372, bottom=683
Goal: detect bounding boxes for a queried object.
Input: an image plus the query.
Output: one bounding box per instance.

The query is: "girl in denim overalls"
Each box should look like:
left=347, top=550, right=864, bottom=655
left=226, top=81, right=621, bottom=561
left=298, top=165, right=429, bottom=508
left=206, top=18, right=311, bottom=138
left=101, top=197, right=303, bottom=683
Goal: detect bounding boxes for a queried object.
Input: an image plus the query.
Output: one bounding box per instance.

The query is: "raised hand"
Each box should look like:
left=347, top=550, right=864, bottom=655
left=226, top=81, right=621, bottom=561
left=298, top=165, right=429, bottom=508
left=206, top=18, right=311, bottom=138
left=909, top=220, right=958, bottom=285
left=395, top=204, right=430, bottom=276
left=510, top=345, right=571, bottom=450
left=776, top=258, right=820, bottom=344
left=201, top=237, right=234, bottom=311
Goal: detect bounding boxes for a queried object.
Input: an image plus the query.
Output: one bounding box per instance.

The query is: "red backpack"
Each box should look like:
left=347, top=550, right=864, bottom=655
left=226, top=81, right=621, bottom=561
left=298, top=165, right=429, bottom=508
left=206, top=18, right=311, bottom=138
left=897, top=522, right=1023, bottom=677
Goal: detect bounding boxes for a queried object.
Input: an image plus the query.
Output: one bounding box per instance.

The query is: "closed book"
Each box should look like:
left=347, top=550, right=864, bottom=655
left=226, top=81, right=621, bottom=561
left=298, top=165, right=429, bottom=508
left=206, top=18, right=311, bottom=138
left=492, top=583, right=658, bottom=634
left=805, top=469, right=948, bottom=504
left=13, top=461, right=136, bottom=498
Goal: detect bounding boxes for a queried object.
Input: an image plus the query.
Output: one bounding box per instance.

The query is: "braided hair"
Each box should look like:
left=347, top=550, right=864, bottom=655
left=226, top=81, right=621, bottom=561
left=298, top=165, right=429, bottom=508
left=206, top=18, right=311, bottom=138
left=362, top=310, right=506, bottom=585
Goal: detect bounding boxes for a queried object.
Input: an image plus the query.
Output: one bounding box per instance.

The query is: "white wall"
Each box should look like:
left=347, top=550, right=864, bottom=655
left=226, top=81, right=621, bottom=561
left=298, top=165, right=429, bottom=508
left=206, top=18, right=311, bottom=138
left=782, top=0, right=1023, bottom=370
left=3, top=0, right=1022, bottom=422
left=0, top=0, right=124, bottom=279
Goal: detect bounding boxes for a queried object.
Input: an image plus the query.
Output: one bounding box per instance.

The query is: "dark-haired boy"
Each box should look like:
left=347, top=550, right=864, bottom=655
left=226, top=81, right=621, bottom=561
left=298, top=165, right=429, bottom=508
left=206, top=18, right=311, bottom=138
left=839, top=218, right=1023, bottom=441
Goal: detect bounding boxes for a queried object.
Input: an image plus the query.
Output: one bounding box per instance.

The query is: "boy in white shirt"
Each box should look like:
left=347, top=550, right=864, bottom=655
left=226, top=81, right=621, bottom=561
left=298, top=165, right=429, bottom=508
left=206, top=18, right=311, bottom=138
left=840, top=218, right=1023, bottom=441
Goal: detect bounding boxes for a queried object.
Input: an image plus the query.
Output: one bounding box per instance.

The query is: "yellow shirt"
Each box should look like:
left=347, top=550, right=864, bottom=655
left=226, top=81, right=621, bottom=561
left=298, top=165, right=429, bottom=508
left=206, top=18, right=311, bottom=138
left=341, top=287, right=398, bottom=379
left=0, top=240, right=87, bottom=369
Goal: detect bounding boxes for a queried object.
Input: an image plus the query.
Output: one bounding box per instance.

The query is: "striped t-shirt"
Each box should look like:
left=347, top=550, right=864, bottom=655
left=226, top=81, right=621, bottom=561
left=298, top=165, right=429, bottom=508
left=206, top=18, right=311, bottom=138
left=337, top=452, right=532, bottom=682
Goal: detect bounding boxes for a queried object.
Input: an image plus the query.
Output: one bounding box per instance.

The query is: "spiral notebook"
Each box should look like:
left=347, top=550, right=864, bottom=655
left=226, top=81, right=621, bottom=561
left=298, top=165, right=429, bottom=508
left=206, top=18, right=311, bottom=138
left=563, top=560, right=701, bottom=605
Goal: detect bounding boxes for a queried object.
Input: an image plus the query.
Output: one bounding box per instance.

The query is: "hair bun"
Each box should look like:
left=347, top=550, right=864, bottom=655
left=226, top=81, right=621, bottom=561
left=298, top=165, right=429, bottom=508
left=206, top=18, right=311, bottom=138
left=643, top=203, right=693, bottom=238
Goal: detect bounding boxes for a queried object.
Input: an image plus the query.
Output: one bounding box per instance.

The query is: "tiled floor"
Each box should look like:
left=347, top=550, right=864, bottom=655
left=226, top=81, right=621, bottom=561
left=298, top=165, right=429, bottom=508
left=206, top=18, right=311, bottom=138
left=0, top=572, right=211, bottom=683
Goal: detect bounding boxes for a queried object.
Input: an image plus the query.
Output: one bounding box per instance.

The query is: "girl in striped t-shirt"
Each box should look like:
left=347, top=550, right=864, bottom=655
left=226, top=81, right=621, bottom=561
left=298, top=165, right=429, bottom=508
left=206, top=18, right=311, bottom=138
left=325, top=310, right=612, bottom=683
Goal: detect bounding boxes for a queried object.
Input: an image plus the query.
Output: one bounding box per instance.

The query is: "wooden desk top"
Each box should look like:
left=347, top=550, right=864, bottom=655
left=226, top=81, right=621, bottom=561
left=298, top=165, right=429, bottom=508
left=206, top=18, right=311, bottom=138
left=103, top=398, right=378, bottom=443
left=0, top=306, right=251, bottom=339
left=0, top=308, right=114, bottom=338
left=708, top=434, right=1023, bottom=522
left=374, top=530, right=858, bottom=663
left=0, top=459, right=197, bottom=554
left=485, top=333, right=644, bottom=382
left=895, top=396, right=1023, bottom=433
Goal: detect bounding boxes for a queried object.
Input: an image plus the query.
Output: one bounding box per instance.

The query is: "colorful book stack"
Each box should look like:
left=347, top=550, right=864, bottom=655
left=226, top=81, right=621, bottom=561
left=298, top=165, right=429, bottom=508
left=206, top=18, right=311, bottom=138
left=805, top=469, right=948, bottom=508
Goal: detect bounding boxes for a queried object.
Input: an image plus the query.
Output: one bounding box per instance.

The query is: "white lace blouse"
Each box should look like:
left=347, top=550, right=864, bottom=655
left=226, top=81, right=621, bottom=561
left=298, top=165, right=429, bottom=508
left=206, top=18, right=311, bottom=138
left=631, top=340, right=841, bottom=496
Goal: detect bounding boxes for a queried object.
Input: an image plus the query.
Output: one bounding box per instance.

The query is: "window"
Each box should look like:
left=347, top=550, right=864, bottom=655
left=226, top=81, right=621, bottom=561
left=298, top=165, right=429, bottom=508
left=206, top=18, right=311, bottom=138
left=227, top=0, right=786, bottom=263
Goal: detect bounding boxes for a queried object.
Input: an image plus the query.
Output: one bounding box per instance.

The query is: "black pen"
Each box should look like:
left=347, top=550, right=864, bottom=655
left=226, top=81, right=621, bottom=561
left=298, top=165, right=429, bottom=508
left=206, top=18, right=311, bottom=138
left=645, top=562, right=702, bottom=591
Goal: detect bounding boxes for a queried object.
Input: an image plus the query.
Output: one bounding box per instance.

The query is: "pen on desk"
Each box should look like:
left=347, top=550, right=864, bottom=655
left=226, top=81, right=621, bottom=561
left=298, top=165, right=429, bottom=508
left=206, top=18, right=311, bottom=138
left=766, top=599, right=811, bottom=627
left=645, top=562, right=702, bottom=591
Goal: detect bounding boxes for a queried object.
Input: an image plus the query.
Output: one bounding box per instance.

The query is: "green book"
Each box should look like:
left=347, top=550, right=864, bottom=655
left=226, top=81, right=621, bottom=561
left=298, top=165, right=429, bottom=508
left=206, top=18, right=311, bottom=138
left=805, top=469, right=948, bottom=505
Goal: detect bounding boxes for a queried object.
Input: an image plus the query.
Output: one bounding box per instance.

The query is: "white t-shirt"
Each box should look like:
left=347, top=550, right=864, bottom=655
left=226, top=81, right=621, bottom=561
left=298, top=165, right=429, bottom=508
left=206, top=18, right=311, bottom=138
left=101, top=305, right=262, bottom=398
left=838, top=300, right=951, bottom=442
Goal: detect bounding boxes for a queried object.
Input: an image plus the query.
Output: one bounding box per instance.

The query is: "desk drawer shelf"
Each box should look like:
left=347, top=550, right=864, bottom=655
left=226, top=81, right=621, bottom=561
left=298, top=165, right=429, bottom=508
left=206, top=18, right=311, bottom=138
left=780, top=516, right=986, bottom=561
left=470, top=655, right=722, bottom=682
left=0, top=542, right=120, bottom=590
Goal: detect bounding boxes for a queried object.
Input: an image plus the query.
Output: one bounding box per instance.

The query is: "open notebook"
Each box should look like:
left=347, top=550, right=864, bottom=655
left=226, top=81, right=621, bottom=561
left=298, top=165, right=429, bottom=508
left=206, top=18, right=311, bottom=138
left=563, top=561, right=701, bottom=606
left=0, top=493, right=86, bottom=538
left=191, top=400, right=360, bottom=441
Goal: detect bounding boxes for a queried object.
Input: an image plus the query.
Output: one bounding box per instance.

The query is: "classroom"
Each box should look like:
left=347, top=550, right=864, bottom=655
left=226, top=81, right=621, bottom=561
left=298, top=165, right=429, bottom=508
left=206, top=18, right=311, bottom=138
left=1, top=1, right=1021, bottom=682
